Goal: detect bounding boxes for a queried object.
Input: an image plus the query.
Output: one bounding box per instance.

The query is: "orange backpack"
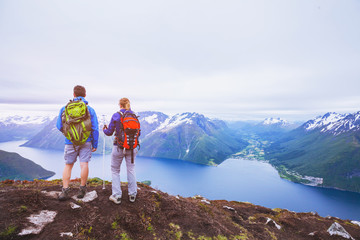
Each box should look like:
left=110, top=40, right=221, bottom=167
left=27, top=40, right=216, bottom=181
left=115, top=111, right=141, bottom=163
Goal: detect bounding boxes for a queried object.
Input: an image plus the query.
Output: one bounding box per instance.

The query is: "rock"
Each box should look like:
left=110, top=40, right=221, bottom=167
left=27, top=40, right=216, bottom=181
left=192, top=195, right=202, bottom=199
left=41, top=190, right=61, bottom=199
left=351, top=221, right=360, bottom=227
left=223, top=206, right=236, bottom=212
left=175, top=196, right=180, bottom=200
left=70, top=202, right=81, bottom=209
left=201, top=199, right=211, bottom=205
left=72, top=190, right=98, bottom=202
left=18, top=210, right=57, bottom=235
left=327, top=222, right=354, bottom=240
left=266, top=218, right=281, bottom=230
left=60, top=232, right=73, bottom=237
left=308, top=231, right=316, bottom=236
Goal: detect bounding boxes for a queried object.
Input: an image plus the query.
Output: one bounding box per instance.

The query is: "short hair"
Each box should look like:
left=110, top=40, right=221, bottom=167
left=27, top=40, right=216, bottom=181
left=73, top=85, right=86, bottom=97
left=119, top=98, right=131, bottom=110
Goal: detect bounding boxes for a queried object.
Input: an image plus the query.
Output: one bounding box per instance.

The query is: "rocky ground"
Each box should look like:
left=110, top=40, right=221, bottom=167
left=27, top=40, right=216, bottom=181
left=0, top=179, right=359, bottom=240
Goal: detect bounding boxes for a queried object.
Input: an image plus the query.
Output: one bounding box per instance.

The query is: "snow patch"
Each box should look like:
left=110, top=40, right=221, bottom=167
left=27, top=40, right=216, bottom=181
left=263, top=117, right=288, bottom=126
left=155, top=113, right=195, bottom=132
left=18, top=210, right=57, bottom=235
left=327, top=222, right=354, bottom=239
left=143, top=114, right=158, bottom=124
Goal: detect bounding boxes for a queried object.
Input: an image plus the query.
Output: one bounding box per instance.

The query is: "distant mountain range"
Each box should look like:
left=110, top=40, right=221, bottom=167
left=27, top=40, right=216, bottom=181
left=266, top=111, right=360, bottom=192
left=21, top=116, right=115, bottom=154
left=227, top=117, right=300, bottom=141
left=4, top=111, right=360, bottom=193
left=0, top=150, right=55, bottom=180
left=19, top=111, right=248, bottom=165
left=0, top=115, right=50, bottom=142
left=138, top=112, right=248, bottom=165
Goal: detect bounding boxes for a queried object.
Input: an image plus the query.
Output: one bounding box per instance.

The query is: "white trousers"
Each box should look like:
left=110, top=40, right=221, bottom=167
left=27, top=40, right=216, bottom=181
left=111, top=146, right=138, bottom=197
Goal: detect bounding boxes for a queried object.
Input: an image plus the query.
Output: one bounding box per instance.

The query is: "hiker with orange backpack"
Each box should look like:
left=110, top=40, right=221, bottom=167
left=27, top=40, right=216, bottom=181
left=103, top=98, right=140, bottom=204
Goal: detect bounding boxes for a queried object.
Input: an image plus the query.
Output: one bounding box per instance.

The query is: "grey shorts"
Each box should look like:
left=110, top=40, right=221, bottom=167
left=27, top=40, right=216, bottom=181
left=64, top=142, right=92, bottom=164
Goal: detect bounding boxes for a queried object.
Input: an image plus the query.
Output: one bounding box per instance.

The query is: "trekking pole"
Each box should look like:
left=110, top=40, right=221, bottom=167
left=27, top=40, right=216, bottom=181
left=102, top=115, right=106, bottom=190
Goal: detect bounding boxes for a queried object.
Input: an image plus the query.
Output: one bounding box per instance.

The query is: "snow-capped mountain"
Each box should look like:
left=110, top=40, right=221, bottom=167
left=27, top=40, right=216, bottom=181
left=0, top=115, right=51, bottom=126
left=137, top=111, right=169, bottom=138
left=139, top=112, right=247, bottom=165
left=0, top=115, right=53, bottom=142
left=262, top=117, right=289, bottom=126
left=152, top=112, right=219, bottom=133
left=21, top=111, right=247, bottom=164
left=267, top=110, right=360, bottom=193
left=303, top=112, right=360, bottom=135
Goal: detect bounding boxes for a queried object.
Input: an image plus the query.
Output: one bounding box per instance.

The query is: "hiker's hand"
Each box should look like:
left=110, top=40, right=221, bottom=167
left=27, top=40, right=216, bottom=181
left=103, top=124, right=108, bottom=130
left=92, top=148, right=97, bottom=152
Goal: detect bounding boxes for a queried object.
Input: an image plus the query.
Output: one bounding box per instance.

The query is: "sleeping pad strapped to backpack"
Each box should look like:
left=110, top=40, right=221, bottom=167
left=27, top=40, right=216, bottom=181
left=61, top=100, right=92, bottom=146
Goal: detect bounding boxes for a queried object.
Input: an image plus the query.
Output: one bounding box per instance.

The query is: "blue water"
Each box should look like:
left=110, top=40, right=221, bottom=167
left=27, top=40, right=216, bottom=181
left=1, top=141, right=360, bottom=221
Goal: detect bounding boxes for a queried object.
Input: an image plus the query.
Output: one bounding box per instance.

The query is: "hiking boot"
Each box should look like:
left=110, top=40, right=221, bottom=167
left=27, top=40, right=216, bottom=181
left=129, top=194, right=136, bottom=203
left=109, top=195, right=121, bottom=204
left=77, top=185, right=87, bottom=199
left=58, top=187, right=70, bottom=201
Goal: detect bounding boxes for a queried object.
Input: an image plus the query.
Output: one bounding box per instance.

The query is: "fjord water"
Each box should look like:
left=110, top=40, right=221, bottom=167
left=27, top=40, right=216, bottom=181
left=1, top=141, right=360, bottom=221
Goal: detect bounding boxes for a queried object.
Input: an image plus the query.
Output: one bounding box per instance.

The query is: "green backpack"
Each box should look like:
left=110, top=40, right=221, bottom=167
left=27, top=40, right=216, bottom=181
left=61, top=100, right=92, bottom=145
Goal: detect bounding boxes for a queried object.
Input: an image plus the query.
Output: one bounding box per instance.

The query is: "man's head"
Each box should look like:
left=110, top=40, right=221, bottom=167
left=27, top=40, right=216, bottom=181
left=73, top=85, right=86, bottom=97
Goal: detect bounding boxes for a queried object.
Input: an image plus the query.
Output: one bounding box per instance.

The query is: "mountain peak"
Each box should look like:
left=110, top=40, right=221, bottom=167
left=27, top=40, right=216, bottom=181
left=262, top=117, right=289, bottom=126
left=303, top=111, right=360, bottom=135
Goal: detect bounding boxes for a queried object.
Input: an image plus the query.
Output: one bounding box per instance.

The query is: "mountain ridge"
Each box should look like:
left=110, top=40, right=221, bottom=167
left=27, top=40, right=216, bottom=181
left=0, top=150, right=55, bottom=181
left=20, top=111, right=248, bottom=165
left=266, top=111, right=360, bottom=193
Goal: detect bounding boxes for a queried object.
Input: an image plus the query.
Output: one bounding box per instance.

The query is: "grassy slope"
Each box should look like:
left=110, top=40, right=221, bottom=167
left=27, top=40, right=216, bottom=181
left=0, top=150, right=55, bottom=181
left=266, top=129, right=360, bottom=192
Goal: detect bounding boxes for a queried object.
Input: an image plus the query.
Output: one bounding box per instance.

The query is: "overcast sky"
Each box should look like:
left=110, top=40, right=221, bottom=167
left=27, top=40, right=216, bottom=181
left=0, top=0, right=359, bottom=121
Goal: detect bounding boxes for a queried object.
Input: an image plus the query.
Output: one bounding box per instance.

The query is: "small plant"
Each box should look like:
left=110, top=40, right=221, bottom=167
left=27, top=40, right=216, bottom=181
left=140, top=213, right=155, bottom=235
left=167, top=223, right=182, bottom=240
left=19, top=205, right=27, bottom=213
left=272, top=208, right=282, bottom=213
left=197, top=236, right=212, bottom=240
left=248, top=216, right=256, bottom=223
left=120, top=232, right=131, bottom=240
left=112, top=221, right=119, bottom=230
left=214, top=235, right=228, bottom=240
left=265, top=227, right=277, bottom=240
left=187, top=231, right=196, bottom=240
left=198, top=203, right=213, bottom=216
left=0, top=225, right=17, bottom=237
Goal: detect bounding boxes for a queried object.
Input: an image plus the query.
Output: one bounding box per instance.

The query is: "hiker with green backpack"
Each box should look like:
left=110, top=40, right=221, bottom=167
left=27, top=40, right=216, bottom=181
left=103, top=97, right=140, bottom=204
left=56, top=85, right=99, bottom=201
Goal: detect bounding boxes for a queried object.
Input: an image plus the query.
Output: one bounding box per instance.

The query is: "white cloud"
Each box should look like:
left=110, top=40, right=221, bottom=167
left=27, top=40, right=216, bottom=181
left=0, top=0, right=359, bottom=121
